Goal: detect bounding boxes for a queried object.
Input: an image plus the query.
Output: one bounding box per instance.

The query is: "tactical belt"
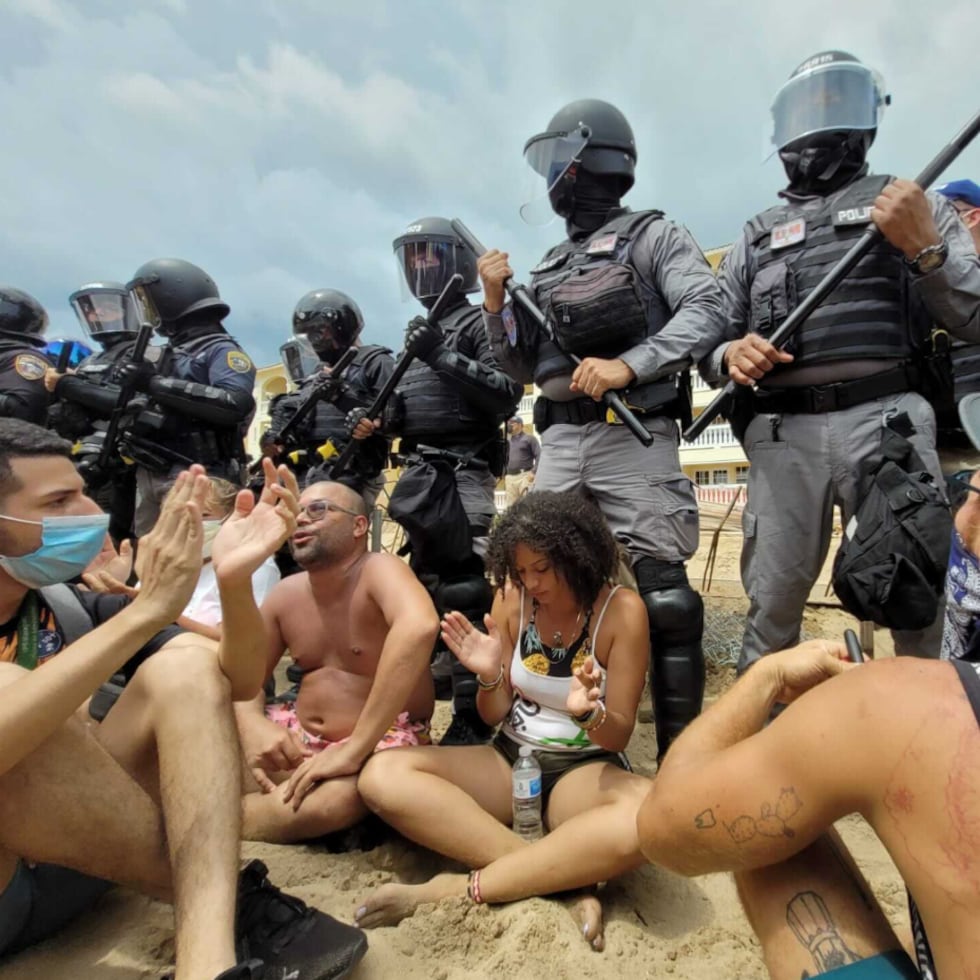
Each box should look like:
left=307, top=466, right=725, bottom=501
left=752, top=363, right=921, bottom=416
left=535, top=394, right=675, bottom=432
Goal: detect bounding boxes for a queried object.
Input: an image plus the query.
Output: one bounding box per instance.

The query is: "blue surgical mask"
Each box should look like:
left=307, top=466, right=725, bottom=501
left=0, top=513, right=110, bottom=588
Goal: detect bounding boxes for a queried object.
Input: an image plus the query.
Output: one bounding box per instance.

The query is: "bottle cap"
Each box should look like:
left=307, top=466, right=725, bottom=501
left=519, top=745, right=533, bottom=757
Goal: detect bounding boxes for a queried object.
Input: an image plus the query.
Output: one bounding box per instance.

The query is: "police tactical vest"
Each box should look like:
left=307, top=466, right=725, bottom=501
left=746, top=174, right=932, bottom=368
left=399, top=303, right=501, bottom=441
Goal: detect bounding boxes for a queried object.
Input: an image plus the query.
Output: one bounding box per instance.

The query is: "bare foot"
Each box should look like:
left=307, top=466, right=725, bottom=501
left=354, top=872, right=468, bottom=928
left=568, top=890, right=605, bottom=951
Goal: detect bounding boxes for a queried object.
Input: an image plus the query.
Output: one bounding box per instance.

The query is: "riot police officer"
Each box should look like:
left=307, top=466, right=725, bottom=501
left=478, top=99, right=727, bottom=761
left=0, top=287, right=52, bottom=424
left=45, top=282, right=141, bottom=542
left=381, top=217, right=518, bottom=744
left=701, top=52, right=980, bottom=671
left=268, top=289, right=394, bottom=503
left=124, top=258, right=257, bottom=535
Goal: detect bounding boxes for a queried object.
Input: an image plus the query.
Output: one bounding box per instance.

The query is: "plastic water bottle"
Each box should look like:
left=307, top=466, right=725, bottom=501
left=512, top=745, right=543, bottom=841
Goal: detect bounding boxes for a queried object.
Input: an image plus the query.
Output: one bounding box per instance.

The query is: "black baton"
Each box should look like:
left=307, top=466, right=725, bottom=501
left=450, top=218, right=654, bottom=448
left=684, top=106, right=980, bottom=442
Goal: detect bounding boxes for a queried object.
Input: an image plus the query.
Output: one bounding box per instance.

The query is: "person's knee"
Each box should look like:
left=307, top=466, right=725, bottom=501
left=357, top=749, right=414, bottom=815
left=131, top=644, right=231, bottom=712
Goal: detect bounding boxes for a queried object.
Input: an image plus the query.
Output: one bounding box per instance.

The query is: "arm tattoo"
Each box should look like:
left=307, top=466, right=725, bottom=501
left=693, top=788, right=803, bottom=843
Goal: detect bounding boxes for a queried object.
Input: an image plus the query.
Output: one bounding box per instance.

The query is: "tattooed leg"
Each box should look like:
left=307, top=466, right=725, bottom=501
left=734, top=829, right=905, bottom=980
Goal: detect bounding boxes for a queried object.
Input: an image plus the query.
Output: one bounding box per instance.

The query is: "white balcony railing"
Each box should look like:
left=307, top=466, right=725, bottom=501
left=684, top=421, right=739, bottom=449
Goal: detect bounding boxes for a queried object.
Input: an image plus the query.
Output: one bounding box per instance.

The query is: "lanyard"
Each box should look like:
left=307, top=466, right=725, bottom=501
left=14, top=591, right=39, bottom=670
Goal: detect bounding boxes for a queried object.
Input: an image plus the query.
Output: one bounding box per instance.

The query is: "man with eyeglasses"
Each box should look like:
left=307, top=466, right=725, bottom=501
left=234, top=480, right=439, bottom=844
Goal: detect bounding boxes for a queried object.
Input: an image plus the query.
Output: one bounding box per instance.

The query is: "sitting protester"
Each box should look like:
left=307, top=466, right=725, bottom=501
left=235, top=480, right=439, bottom=844
left=0, top=419, right=366, bottom=980
left=84, top=477, right=280, bottom=641
left=353, top=491, right=652, bottom=950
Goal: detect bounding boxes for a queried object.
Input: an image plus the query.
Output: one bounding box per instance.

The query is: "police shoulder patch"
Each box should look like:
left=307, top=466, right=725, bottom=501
left=226, top=350, right=253, bottom=374
left=14, top=353, right=48, bottom=381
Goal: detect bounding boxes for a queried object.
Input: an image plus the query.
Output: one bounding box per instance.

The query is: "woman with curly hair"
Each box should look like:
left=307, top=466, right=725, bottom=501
left=354, top=490, right=651, bottom=949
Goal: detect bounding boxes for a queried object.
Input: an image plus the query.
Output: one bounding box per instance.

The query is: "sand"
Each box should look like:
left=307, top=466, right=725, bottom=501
left=0, top=512, right=909, bottom=980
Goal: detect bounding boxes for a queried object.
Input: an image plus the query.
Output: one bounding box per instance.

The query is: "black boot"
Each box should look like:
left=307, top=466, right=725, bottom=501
left=236, top=861, right=368, bottom=980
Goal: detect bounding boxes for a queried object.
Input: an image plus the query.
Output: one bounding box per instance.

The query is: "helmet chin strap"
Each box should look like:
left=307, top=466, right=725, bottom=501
left=779, top=131, right=873, bottom=196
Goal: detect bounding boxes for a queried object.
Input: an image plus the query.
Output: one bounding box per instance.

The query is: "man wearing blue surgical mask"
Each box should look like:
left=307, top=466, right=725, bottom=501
left=0, top=419, right=368, bottom=980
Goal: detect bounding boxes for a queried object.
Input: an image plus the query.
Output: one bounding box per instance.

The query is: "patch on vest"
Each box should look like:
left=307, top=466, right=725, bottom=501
left=530, top=253, right=568, bottom=274
left=226, top=350, right=253, bottom=374
left=586, top=233, right=618, bottom=255
left=770, top=218, right=806, bottom=250
left=832, top=205, right=873, bottom=227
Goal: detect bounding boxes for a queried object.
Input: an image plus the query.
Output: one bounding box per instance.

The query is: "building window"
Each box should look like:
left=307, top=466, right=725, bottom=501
left=735, top=465, right=750, bottom=484
left=694, top=469, right=710, bottom=485
left=712, top=469, right=729, bottom=485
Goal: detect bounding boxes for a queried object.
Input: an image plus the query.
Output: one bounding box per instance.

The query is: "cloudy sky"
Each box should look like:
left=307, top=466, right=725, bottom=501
left=3, top=0, right=978, bottom=366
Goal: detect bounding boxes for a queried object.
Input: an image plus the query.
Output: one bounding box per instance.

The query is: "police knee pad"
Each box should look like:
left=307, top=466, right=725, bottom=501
left=435, top=571, right=493, bottom=623
left=640, top=584, right=704, bottom=647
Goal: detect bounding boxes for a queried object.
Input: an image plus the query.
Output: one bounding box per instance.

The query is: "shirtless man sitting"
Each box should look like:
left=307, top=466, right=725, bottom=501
left=236, top=480, right=439, bottom=844
left=637, top=465, right=980, bottom=979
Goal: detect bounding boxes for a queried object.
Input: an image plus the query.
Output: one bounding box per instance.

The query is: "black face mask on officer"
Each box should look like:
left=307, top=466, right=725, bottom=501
left=550, top=166, right=623, bottom=237
left=779, top=130, right=872, bottom=197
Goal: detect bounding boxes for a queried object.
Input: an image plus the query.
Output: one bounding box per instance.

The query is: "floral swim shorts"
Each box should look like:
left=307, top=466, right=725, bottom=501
left=265, top=703, right=430, bottom=753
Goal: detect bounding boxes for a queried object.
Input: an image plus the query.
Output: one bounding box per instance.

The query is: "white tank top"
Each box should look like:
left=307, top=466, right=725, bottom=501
left=502, top=586, right=620, bottom=753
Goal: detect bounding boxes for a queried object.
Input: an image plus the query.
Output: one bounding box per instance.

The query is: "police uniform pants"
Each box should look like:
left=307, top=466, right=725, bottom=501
left=534, top=417, right=699, bottom=562
left=740, top=391, right=944, bottom=672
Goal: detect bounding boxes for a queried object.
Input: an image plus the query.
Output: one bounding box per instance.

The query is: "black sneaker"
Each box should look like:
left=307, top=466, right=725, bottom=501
left=216, top=962, right=265, bottom=979
left=236, top=861, right=368, bottom=980
left=439, top=709, right=493, bottom=746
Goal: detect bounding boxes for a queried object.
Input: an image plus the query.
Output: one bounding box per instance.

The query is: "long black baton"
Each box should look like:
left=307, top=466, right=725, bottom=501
left=329, top=274, right=465, bottom=476
left=96, top=322, right=153, bottom=473
left=450, top=218, right=654, bottom=448
left=684, top=107, right=980, bottom=443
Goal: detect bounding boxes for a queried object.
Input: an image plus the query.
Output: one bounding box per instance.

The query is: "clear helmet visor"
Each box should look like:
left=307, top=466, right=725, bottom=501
left=519, top=128, right=590, bottom=225
left=279, top=336, right=320, bottom=383
left=394, top=239, right=458, bottom=302
left=129, top=283, right=162, bottom=330
left=769, top=62, right=887, bottom=154
left=70, top=290, right=138, bottom=341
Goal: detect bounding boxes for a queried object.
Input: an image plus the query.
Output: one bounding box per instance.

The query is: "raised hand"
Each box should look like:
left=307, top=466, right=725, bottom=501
left=567, top=655, right=604, bottom=717
left=440, top=610, right=503, bottom=680
left=211, top=458, right=299, bottom=588
left=133, top=466, right=209, bottom=624
left=84, top=536, right=134, bottom=585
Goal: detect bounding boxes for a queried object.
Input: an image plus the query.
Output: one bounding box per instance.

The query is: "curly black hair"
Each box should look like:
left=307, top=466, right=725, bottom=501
left=486, top=490, right=619, bottom=608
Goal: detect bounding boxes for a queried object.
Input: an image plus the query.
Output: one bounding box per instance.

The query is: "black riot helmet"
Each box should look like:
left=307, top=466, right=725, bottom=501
left=279, top=336, right=321, bottom=384
left=521, top=99, right=637, bottom=224
left=771, top=51, right=889, bottom=194
left=292, top=289, right=364, bottom=365
left=392, top=216, right=479, bottom=306
left=0, top=287, right=48, bottom=346
left=126, top=258, right=230, bottom=337
left=69, top=281, right=139, bottom=344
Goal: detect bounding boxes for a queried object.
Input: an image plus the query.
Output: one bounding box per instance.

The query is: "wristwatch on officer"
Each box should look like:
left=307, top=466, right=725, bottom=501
left=904, top=240, right=949, bottom=275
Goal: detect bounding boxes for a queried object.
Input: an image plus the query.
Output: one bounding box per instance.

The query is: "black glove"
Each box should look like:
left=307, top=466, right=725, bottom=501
left=115, top=359, right=156, bottom=393
left=404, top=316, right=444, bottom=361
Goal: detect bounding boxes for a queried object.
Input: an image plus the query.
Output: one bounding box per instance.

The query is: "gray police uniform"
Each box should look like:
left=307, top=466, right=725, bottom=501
left=704, top=177, right=980, bottom=671
left=485, top=208, right=728, bottom=754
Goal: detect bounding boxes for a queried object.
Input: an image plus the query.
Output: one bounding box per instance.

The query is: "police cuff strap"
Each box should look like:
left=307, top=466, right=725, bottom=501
left=477, top=665, right=505, bottom=691
left=574, top=699, right=607, bottom=731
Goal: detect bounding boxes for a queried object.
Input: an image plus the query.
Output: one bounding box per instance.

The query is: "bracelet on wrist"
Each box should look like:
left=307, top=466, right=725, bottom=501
left=574, top=699, right=607, bottom=732
left=477, top=665, right=505, bottom=692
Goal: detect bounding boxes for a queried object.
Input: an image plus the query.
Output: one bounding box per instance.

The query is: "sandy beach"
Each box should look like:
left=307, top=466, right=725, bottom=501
left=0, top=509, right=909, bottom=980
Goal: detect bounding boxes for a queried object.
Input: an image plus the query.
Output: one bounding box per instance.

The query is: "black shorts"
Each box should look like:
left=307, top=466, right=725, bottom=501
left=0, top=861, right=113, bottom=957
left=492, top=731, right=630, bottom=805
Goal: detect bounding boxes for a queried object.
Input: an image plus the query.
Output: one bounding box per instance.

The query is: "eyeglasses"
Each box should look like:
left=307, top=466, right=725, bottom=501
left=298, top=499, right=361, bottom=521
left=948, top=470, right=980, bottom=512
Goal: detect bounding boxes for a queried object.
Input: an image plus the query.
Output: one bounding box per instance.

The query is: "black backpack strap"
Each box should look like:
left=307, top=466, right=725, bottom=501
left=38, top=584, right=94, bottom=645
